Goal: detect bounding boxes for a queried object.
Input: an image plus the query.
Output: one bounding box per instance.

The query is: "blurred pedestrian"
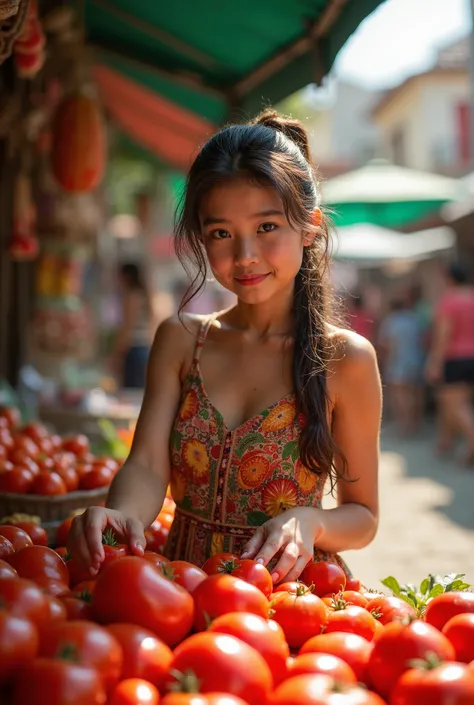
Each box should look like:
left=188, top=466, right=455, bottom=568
left=425, top=262, right=474, bottom=466
left=111, top=262, right=155, bottom=389
left=346, top=292, right=376, bottom=344
left=379, top=296, right=425, bottom=435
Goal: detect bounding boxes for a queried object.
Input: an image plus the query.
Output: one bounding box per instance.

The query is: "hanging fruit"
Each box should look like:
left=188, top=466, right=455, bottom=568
left=13, top=0, right=45, bottom=79
left=9, top=173, right=39, bottom=262
left=51, top=93, right=105, bottom=193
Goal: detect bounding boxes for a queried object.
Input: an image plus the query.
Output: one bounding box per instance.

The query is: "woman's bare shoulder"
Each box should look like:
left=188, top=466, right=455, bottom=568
left=327, top=323, right=379, bottom=379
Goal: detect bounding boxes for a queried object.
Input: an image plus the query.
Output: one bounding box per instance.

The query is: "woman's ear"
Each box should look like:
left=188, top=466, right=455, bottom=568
left=303, top=207, right=322, bottom=246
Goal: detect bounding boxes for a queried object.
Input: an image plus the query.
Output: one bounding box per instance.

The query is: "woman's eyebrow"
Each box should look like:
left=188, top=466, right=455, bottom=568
left=202, top=209, right=284, bottom=226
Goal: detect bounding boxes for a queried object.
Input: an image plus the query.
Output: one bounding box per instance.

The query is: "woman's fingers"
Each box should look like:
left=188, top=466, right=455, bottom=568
left=268, top=541, right=301, bottom=583
left=278, top=554, right=311, bottom=584
left=125, top=518, right=146, bottom=555
left=253, top=533, right=284, bottom=569
left=240, top=526, right=266, bottom=559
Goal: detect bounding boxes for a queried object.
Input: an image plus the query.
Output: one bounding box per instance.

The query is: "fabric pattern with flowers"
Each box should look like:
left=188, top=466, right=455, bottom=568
left=166, top=314, right=351, bottom=576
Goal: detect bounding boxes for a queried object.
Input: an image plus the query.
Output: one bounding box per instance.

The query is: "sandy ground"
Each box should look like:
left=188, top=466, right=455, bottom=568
left=323, top=422, right=474, bottom=591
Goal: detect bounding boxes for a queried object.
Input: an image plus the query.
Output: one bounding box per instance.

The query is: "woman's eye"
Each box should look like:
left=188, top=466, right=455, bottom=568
left=210, top=229, right=230, bottom=240
left=258, top=222, right=277, bottom=233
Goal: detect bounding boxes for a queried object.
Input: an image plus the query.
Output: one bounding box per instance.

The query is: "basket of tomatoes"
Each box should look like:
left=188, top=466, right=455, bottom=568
left=0, top=407, right=120, bottom=527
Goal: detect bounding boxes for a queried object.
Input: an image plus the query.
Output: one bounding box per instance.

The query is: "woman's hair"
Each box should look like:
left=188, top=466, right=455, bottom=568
left=174, top=109, right=345, bottom=487
left=447, top=261, right=469, bottom=285
left=119, top=262, right=153, bottom=314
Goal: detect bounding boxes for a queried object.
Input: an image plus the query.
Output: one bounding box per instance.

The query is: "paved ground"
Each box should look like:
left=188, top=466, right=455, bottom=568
left=323, top=422, right=474, bottom=591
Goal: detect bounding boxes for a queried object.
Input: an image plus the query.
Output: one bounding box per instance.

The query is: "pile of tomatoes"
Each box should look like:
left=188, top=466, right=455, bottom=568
left=1, top=519, right=474, bottom=705
left=0, top=406, right=120, bottom=495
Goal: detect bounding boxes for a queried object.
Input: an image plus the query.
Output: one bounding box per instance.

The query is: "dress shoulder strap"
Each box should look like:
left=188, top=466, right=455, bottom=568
left=191, top=312, right=218, bottom=367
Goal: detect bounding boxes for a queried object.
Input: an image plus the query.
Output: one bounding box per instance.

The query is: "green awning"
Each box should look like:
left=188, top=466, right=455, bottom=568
left=86, top=0, right=386, bottom=123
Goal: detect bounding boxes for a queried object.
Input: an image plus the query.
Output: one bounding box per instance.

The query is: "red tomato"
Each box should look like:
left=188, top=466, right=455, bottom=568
left=271, top=585, right=327, bottom=650
left=36, top=436, right=55, bottom=456
left=60, top=594, right=93, bottom=620
left=43, top=594, right=67, bottom=625
left=366, top=595, right=417, bottom=625
left=12, top=659, right=107, bottom=705
left=55, top=515, right=77, bottom=547
left=31, top=576, right=69, bottom=597
left=109, top=678, right=159, bottom=705
left=92, top=556, right=194, bottom=647
left=325, top=605, right=377, bottom=641
left=300, top=632, right=372, bottom=684
left=273, top=581, right=307, bottom=594
left=106, top=623, right=173, bottom=689
left=40, top=620, right=123, bottom=692
left=201, top=552, right=238, bottom=574
left=7, top=545, right=69, bottom=584
left=269, top=674, right=386, bottom=705
left=345, top=577, right=361, bottom=592
left=391, top=662, right=474, bottom=705
left=10, top=521, right=48, bottom=546
left=425, top=592, right=474, bottom=631
left=101, top=529, right=129, bottom=567
left=193, top=573, right=269, bottom=632
left=162, top=696, right=248, bottom=705
left=0, top=612, right=38, bottom=683
left=0, top=536, right=14, bottom=559
left=0, top=576, right=50, bottom=628
left=50, top=434, right=62, bottom=449
left=21, top=422, right=49, bottom=441
left=163, top=560, right=207, bottom=594
left=368, top=619, right=456, bottom=698
left=72, top=579, right=97, bottom=597
left=79, top=465, right=114, bottom=490
left=287, top=652, right=357, bottom=685
left=8, top=447, right=39, bottom=470
left=54, top=464, right=79, bottom=492
left=62, top=434, right=90, bottom=457
left=207, top=556, right=273, bottom=598
left=145, top=518, right=171, bottom=554
left=53, top=451, right=76, bottom=471
left=0, top=525, right=33, bottom=551
left=323, top=590, right=368, bottom=609
left=0, top=465, right=34, bottom=493
left=31, top=470, right=67, bottom=495
left=209, top=612, right=290, bottom=686
left=442, top=613, right=474, bottom=663
left=142, top=551, right=170, bottom=569
left=167, top=632, right=272, bottom=705
left=300, top=561, right=347, bottom=597
left=10, top=434, right=39, bottom=459
left=0, top=444, right=6, bottom=461
left=0, top=558, right=18, bottom=579
left=65, top=554, right=92, bottom=588
left=55, top=546, right=68, bottom=559
left=0, top=429, right=13, bottom=451
left=0, top=406, right=21, bottom=430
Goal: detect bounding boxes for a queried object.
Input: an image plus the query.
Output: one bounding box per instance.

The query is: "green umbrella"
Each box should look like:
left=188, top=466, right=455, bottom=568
left=321, top=159, right=468, bottom=228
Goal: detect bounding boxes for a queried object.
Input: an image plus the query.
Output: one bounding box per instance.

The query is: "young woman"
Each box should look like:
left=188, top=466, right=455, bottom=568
left=69, top=110, right=382, bottom=584
left=426, top=262, right=474, bottom=465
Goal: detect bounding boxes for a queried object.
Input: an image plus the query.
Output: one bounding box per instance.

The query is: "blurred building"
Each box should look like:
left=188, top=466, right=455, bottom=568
left=372, top=37, right=470, bottom=176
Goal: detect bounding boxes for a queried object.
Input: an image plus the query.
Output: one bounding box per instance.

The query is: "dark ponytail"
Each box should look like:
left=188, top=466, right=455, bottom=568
left=174, top=109, right=346, bottom=488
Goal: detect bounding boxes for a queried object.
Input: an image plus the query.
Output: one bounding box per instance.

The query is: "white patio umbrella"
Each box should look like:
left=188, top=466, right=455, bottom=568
left=322, top=160, right=468, bottom=228
left=332, top=223, right=456, bottom=266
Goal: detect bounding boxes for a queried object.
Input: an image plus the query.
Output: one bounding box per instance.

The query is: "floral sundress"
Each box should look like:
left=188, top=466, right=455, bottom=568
left=165, top=314, right=351, bottom=576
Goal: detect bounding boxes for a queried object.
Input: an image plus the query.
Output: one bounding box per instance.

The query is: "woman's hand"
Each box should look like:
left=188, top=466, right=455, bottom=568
left=67, top=506, right=146, bottom=576
left=240, top=507, right=324, bottom=584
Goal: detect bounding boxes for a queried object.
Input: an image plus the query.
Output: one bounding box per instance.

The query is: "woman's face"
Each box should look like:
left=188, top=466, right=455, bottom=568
left=199, top=179, right=314, bottom=305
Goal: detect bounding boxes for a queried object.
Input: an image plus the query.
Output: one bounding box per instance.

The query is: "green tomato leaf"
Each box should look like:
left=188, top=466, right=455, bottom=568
left=420, top=578, right=430, bottom=595
left=381, top=576, right=401, bottom=595
left=428, top=584, right=445, bottom=599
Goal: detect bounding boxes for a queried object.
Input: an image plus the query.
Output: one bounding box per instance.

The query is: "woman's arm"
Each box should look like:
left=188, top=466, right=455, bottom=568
left=315, top=333, right=382, bottom=553
left=106, top=316, right=186, bottom=528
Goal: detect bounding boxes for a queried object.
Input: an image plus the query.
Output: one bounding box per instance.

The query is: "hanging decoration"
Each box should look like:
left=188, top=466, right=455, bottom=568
left=13, top=0, right=45, bottom=78
left=51, top=92, right=105, bottom=193
left=0, top=0, right=28, bottom=65
left=8, top=170, right=39, bottom=261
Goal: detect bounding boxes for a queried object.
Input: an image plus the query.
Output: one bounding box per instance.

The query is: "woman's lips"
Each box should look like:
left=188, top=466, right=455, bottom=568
left=234, top=273, right=270, bottom=286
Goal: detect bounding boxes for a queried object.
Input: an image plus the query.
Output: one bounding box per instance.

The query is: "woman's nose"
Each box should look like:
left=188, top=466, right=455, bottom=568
left=234, top=237, right=259, bottom=267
